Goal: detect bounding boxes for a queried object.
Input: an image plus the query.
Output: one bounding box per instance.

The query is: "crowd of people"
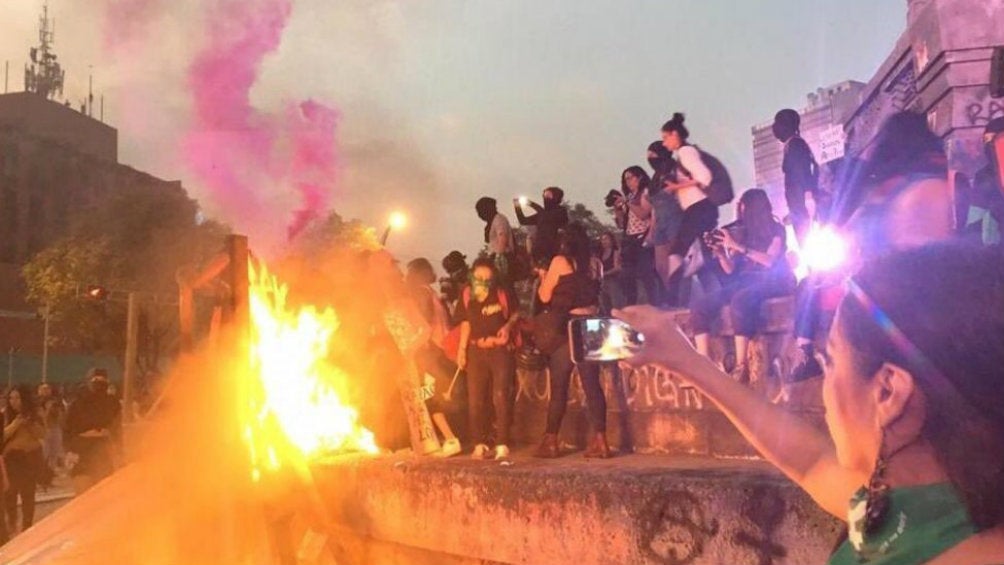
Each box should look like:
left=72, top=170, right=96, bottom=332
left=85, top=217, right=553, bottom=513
left=394, top=109, right=1004, bottom=563
left=0, top=369, right=122, bottom=543
left=397, top=108, right=1004, bottom=466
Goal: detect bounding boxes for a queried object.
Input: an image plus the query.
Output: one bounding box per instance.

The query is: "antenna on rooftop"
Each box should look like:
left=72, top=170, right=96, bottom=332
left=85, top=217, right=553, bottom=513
left=24, top=0, right=65, bottom=100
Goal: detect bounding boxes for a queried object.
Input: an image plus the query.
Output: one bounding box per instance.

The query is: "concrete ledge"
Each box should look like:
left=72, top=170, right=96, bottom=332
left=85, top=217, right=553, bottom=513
left=313, top=452, right=843, bottom=565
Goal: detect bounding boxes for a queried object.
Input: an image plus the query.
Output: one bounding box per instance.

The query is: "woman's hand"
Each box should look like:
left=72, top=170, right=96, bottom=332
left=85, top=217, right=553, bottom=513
left=719, top=228, right=740, bottom=251
left=613, top=306, right=703, bottom=375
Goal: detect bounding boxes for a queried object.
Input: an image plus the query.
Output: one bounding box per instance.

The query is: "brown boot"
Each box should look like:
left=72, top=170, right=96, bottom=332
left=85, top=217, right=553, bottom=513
left=533, top=433, right=559, bottom=458
left=583, top=432, right=612, bottom=459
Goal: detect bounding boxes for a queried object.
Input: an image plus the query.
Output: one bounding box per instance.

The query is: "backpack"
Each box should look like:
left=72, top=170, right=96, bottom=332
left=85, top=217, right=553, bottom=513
left=681, top=145, right=734, bottom=206
left=441, top=286, right=514, bottom=361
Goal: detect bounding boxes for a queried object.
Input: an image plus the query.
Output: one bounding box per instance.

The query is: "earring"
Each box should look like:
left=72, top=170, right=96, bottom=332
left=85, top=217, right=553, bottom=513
left=864, top=430, right=892, bottom=536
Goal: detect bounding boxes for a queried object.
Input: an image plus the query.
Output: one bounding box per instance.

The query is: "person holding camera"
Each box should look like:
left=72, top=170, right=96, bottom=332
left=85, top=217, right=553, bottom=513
left=610, top=166, right=660, bottom=306
left=514, top=187, right=570, bottom=263
left=690, top=189, right=795, bottom=383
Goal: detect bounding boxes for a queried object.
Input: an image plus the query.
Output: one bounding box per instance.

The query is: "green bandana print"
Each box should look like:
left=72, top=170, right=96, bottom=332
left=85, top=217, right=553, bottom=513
left=829, top=483, right=976, bottom=565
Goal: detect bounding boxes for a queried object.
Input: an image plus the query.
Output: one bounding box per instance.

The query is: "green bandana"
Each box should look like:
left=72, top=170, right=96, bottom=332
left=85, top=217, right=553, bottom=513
left=828, top=483, right=976, bottom=565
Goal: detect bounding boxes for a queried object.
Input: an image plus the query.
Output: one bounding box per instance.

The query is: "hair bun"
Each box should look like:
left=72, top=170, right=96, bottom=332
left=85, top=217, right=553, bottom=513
left=672, top=112, right=685, bottom=124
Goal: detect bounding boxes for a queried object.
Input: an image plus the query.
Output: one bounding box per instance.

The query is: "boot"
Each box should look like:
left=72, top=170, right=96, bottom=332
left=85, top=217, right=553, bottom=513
left=533, top=433, right=559, bottom=458
left=583, top=432, right=612, bottom=459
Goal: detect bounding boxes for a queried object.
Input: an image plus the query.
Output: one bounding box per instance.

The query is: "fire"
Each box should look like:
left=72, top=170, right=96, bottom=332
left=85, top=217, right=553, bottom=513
left=243, top=262, right=377, bottom=481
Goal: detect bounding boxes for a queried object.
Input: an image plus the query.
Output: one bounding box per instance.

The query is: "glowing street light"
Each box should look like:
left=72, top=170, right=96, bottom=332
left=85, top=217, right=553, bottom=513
left=381, top=210, right=408, bottom=245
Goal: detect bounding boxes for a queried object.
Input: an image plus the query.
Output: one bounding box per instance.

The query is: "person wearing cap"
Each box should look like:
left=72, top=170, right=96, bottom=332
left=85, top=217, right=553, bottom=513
left=64, top=369, right=122, bottom=494
left=967, top=117, right=1004, bottom=245
left=772, top=108, right=819, bottom=245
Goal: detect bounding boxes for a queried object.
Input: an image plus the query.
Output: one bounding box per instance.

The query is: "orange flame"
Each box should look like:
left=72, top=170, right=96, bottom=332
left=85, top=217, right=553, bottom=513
left=243, top=262, right=377, bottom=481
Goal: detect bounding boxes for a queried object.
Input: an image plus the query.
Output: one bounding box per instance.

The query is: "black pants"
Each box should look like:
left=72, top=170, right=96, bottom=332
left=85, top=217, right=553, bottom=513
left=669, top=198, right=719, bottom=256
left=786, top=188, right=811, bottom=245
left=620, top=237, right=660, bottom=306
left=545, top=342, right=607, bottom=434
left=691, top=272, right=796, bottom=336
left=4, top=449, right=38, bottom=532
left=466, top=347, right=515, bottom=446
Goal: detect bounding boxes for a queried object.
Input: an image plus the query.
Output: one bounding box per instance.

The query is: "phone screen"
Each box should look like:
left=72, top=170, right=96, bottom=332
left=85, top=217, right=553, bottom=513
left=569, top=317, right=645, bottom=364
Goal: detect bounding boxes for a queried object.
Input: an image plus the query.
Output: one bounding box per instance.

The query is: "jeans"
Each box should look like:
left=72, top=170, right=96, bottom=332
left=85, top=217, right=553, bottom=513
left=466, top=347, right=515, bottom=446
left=620, top=237, right=660, bottom=306
left=545, top=342, right=607, bottom=434
left=691, top=271, right=796, bottom=336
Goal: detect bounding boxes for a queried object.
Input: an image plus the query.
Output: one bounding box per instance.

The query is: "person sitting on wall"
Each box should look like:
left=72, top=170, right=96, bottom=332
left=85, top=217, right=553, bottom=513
left=690, top=189, right=796, bottom=383
left=617, top=242, right=1004, bottom=565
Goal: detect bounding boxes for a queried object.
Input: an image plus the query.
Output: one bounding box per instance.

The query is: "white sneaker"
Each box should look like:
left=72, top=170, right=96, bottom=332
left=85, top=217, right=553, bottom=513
left=494, top=444, right=510, bottom=461
left=440, top=438, right=462, bottom=458
left=471, top=444, right=491, bottom=459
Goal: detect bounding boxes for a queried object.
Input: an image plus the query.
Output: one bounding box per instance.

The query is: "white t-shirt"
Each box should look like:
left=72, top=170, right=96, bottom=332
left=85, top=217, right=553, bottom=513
left=675, top=145, right=713, bottom=210
left=489, top=213, right=514, bottom=254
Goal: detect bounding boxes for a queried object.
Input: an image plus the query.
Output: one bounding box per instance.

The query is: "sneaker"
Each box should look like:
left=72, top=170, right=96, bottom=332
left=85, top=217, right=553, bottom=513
left=471, top=444, right=491, bottom=459
left=440, top=438, right=462, bottom=458
left=790, top=347, right=823, bottom=382
left=494, top=444, right=511, bottom=461
left=729, top=363, right=749, bottom=384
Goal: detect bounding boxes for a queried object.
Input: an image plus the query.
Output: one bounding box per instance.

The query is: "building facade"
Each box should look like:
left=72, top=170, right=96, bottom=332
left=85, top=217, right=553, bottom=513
left=845, top=0, right=1004, bottom=174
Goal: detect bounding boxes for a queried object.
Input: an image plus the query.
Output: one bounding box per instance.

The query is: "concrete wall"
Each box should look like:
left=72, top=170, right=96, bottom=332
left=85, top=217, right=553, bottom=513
left=0, top=92, right=117, bottom=162
left=314, top=454, right=843, bottom=565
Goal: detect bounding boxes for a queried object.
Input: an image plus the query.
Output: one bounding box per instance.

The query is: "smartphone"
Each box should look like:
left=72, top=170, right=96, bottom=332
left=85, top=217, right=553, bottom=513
left=569, top=317, right=645, bottom=364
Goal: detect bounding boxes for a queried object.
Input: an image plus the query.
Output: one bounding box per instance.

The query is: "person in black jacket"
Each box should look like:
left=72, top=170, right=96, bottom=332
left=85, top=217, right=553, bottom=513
left=773, top=109, right=818, bottom=245
left=64, top=369, right=121, bottom=494
left=514, top=186, right=569, bottom=263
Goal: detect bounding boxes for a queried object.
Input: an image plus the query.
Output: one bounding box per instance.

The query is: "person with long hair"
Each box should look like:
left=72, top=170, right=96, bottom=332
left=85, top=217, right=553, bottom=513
left=617, top=242, right=1004, bottom=565
left=533, top=224, right=610, bottom=458
left=3, top=385, right=44, bottom=535
left=612, top=166, right=660, bottom=305
left=690, top=189, right=795, bottom=382
left=646, top=141, right=685, bottom=303
left=660, top=113, right=720, bottom=303
left=598, top=231, right=622, bottom=313
left=789, top=110, right=955, bottom=385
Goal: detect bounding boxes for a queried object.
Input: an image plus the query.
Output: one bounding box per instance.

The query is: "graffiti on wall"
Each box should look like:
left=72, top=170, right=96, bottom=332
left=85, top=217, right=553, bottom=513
left=515, top=364, right=705, bottom=412
left=964, top=98, right=1004, bottom=127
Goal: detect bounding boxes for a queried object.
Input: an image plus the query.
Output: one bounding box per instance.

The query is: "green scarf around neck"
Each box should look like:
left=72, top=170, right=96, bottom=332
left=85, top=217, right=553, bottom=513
left=828, top=483, right=976, bottom=565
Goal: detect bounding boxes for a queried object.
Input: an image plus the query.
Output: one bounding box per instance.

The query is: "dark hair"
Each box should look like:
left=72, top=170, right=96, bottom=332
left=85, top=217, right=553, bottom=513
left=861, top=111, right=946, bottom=184
left=661, top=112, right=690, bottom=142
left=737, top=189, right=777, bottom=251
left=544, top=186, right=565, bottom=204
left=406, top=258, right=436, bottom=284
left=621, top=166, right=651, bottom=196
left=6, top=384, right=37, bottom=423
left=839, top=242, right=1004, bottom=529
left=557, top=223, right=591, bottom=271
left=600, top=231, right=619, bottom=251
left=442, top=251, right=467, bottom=274
left=470, top=256, right=497, bottom=277
left=773, top=109, right=801, bottom=131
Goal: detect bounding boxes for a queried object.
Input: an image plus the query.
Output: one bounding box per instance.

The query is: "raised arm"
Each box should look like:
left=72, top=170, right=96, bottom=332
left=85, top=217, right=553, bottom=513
left=614, top=306, right=865, bottom=519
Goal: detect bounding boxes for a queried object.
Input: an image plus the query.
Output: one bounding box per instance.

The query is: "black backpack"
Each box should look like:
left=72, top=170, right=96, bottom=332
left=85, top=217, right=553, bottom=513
left=680, top=145, right=734, bottom=206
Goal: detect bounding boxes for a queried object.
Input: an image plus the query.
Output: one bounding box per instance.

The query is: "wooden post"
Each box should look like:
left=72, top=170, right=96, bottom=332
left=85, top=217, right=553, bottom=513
left=122, top=292, right=139, bottom=423
left=226, top=235, right=250, bottom=332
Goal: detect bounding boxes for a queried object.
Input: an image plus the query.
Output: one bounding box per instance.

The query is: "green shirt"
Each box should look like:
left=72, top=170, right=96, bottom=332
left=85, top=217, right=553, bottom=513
left=829, top=483, right=976, bottom=565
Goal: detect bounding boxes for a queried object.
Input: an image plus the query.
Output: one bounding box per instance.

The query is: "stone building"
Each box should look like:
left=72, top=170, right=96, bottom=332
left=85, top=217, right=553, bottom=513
left=751, top=81, right=865, bottom=215
left=845, top=0, right=1004, bottom=174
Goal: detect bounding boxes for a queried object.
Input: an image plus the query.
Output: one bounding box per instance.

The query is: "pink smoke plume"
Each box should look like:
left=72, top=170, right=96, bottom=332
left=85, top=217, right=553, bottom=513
left=103, top=0, right=165, bottom=50
left=179, top=0, right=340, bottom=249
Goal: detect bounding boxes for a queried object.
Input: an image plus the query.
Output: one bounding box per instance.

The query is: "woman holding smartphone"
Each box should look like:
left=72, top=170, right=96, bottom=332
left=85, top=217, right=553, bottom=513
left=690, top=189, right=795, bottom=382
left=533, top=224, right=611, bottom=459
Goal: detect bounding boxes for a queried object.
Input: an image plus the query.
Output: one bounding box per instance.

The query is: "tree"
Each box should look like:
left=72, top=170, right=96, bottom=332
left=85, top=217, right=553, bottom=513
left=567, top=201, right=617, bottom=240
left=22, top=183, right=229, bottom=373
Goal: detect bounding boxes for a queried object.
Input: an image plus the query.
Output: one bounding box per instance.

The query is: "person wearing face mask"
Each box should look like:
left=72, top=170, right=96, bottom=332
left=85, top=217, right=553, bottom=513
left=514, top=186, right=570, bottom=263
left=773, top=109, right=819, bottom=246
left=455, top=258, right=519, bottom=461
left=646, top=141, right=685, bottom=306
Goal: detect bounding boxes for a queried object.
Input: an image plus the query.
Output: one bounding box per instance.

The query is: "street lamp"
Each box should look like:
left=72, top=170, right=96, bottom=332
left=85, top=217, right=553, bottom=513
left=381, top=210, right=408, bottom=245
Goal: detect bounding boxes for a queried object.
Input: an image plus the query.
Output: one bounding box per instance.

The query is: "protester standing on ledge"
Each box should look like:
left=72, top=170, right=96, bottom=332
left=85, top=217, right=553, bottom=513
left=618, top=242, right=1004, bottom=565
left=660, top=113, right=720, bottom=306
left=475, top=197, right=515, bottom=290
left=612, top=166, right=659, bottom=305
left=646, top=140, right=685, bottom=306
left=773, top=108, right=819, bottom=246
left=514, top=186, right=569, bottom=263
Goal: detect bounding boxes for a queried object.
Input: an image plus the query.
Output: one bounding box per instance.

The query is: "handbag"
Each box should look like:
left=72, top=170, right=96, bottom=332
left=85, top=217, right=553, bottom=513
left=531, top=308, right=568, bottom=354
